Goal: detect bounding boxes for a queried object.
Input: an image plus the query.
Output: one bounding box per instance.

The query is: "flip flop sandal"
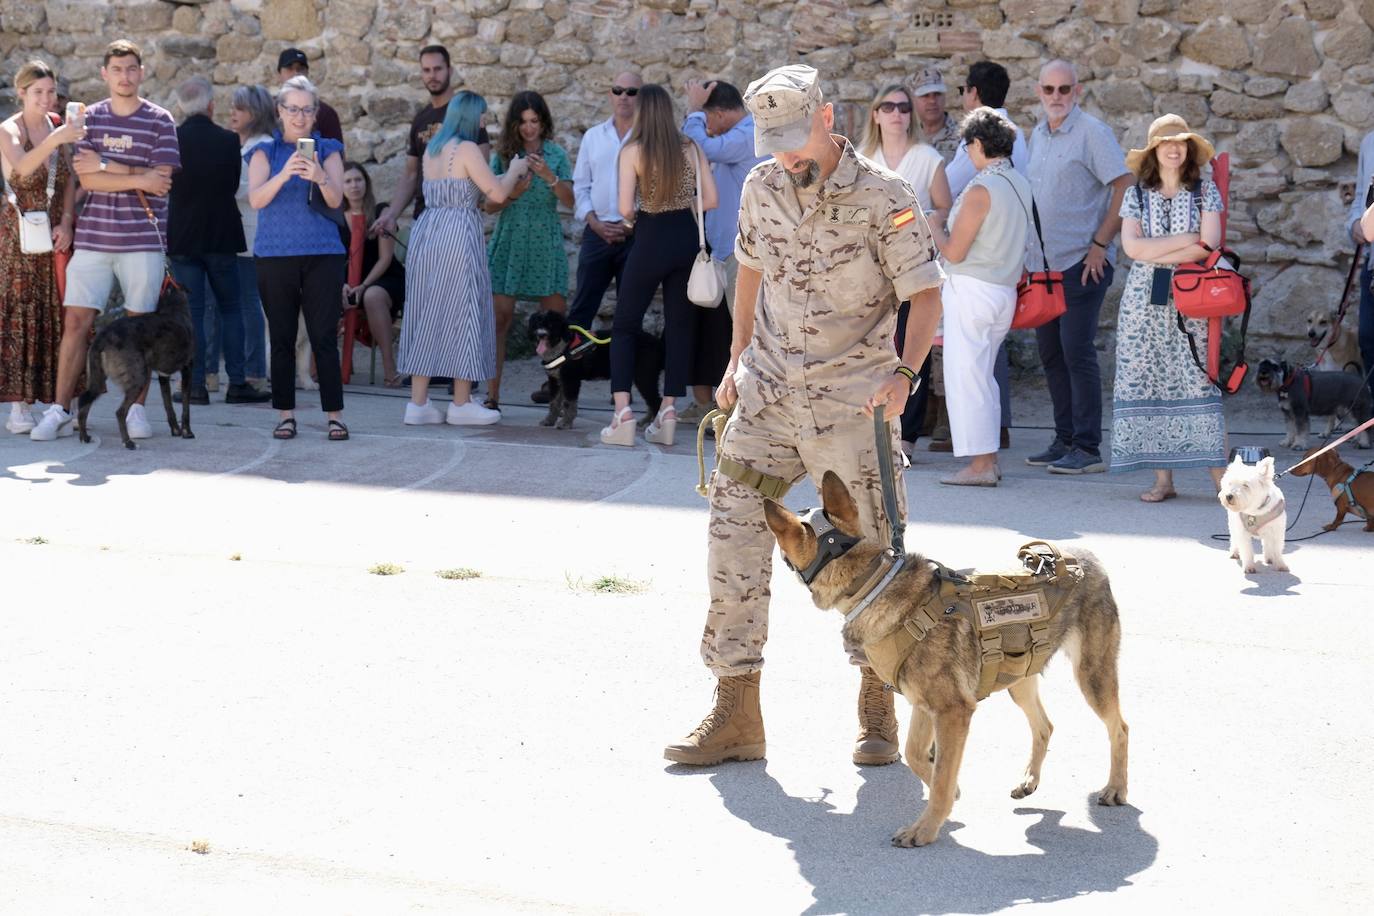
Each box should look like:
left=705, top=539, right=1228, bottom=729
left=273, top=418, right=297, bottom=440
left=327, top=419, right=350, bottom=441
left=1139, top=487, right=1177, bottom=503
left=483, top=398, right=501, bottom=411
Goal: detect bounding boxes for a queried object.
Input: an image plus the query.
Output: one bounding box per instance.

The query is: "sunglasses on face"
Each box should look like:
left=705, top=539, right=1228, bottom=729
left=610, top=86, right=638, bottom=97
left=876, top=101, right=912, bottom=114
left=279, top=104, right=317, bottom=117
left=1040, top=84, right=1074, bottom=97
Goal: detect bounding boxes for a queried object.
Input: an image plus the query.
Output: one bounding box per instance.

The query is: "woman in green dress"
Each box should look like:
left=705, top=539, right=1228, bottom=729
left=484, top=90, right=573, bottom=408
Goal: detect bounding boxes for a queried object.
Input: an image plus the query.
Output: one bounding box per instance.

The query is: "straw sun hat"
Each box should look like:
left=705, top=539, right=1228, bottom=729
left=1125, top=114, right=1215, bottom=173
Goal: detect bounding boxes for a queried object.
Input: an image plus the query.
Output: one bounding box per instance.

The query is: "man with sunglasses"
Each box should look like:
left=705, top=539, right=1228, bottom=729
left=567, top=71, right=642, bottom=334
left=1025, top=59, right=1133, bottom=475
left=664, top=65, right=945, bottom=770
left=912, top=67, right=960, bottom=162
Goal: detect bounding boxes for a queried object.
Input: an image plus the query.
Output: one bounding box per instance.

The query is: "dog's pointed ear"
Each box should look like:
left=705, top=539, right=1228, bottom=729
left=1258, top=456, right=1275, bottom=480
left=820, top=470, right=861, bottom=536
left=763, top=498, right=811, bottom=564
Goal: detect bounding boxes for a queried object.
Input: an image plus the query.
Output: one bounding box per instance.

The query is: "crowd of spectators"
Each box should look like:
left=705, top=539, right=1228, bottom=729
left=7, top=39, right=1367, bottom=495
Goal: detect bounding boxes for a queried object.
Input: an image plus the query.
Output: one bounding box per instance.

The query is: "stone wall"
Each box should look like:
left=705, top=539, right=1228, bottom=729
left=3, top=0, right=1372, bottom=355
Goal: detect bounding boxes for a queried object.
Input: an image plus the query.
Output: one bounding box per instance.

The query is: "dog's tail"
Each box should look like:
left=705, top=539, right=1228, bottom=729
left=76, top=338, right=107, bottom=411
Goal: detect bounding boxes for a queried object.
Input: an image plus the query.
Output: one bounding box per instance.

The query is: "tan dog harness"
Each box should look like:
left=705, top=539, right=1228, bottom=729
left=864, top=541, right=1084, bottom=701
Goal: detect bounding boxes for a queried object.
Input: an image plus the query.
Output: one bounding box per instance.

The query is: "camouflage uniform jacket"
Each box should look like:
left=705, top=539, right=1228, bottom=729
left=922, top=113, right=961, bottom=163
left=732, top=137, right=945, bottom=438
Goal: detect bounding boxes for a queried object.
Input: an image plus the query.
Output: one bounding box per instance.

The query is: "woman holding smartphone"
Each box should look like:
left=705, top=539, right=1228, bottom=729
left=245, top=75, right=349, bottom=441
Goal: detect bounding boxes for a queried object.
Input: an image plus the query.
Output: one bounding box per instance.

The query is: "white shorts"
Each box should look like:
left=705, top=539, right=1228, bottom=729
left=63, top=248, right=164, bottom=313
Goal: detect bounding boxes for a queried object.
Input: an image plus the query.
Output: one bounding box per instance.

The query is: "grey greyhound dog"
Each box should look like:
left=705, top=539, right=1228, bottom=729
left=77, top=277, right=196, bottom=450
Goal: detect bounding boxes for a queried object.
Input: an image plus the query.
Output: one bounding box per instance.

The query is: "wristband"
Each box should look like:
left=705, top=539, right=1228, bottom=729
left=893, top=364, right=918, bottom=396
left=1198, top=241, right=1214, bottom=252
left=1090, top=238, right=1107, bottom=249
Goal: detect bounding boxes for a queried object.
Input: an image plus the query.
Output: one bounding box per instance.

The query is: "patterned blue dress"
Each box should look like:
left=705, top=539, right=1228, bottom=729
left=398, top=177, right=495, bottom=380
left=1110, top=180, right=1226, bottom=472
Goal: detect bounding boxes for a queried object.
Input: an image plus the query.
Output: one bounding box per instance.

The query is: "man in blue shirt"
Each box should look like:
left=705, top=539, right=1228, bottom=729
left=680, top=79, right=766, bottom=425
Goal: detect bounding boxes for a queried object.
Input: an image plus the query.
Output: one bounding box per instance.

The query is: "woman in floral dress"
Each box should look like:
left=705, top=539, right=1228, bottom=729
left=0, top=61, right=79, bottom=434
left=1112, top=115, right=1227, bottom=501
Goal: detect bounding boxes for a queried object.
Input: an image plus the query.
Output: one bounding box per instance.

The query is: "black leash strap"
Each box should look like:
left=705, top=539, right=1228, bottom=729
left=874, top=406, right=904, bottom=556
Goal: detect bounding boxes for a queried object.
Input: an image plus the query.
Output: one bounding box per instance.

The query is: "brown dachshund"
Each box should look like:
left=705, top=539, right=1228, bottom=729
left=1288, top=447, right=1374, bottom=532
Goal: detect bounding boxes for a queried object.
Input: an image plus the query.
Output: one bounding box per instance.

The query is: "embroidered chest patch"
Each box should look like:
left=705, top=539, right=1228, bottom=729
left=973, top=590, right=1049, bottom=627
left=822, top=205, right=870, bottom=226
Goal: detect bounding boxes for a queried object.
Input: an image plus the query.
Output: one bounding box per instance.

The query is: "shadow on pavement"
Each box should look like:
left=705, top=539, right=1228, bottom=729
left=691, top=763, right=1156, bottom=915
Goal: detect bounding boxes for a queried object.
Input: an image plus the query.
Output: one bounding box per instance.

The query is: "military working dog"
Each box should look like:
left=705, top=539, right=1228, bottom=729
left=77, top=279, right=196, bottom=450
left=762, top=472, right=1129, bottom=848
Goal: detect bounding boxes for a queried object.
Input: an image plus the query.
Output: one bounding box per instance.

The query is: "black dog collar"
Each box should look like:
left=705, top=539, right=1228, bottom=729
left=784, top=507, right=861, bottom=585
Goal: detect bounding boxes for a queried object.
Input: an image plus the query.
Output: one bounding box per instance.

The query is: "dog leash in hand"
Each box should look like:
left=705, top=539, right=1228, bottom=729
left=874, top=405, right=904, bottom=556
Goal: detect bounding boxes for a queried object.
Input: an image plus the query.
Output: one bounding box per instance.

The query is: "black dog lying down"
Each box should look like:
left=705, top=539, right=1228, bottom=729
left=77, top=279, right=196, bottom=450
left=528, top=311, right=662, bottom=429
left=1255, top=358, right=1372, bottom=450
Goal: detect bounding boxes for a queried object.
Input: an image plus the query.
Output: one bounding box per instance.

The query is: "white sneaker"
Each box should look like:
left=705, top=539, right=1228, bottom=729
left=446, top=400, right=501, bottom=426
left=125, top=403, right=152, bottom=439
left=6, top=404, right=36, bottom=435
left=404, top=400, right=444, bottom=425
left=29, top=404, right=74, bottom=441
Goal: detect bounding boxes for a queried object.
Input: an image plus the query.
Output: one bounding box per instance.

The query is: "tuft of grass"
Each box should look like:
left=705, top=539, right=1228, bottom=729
left=189, top=839, right=211, bottom=855
left=567, top=573, right=647, bottom=595
left=23, top=536, right=48, bottom=545
left=437, top=567, right=481, bottom=580
left=369, top=562, right=405, bottom=576
left=229, top=553, right=242, bottom=562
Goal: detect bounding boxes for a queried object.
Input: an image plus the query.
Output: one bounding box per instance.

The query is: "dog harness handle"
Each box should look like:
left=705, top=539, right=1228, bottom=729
left=874, top=405, right=904, bottom=556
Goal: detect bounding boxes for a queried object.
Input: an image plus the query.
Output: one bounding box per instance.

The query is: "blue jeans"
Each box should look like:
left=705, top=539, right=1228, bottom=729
left=203, top=259, right=267, bottom=380
left=1034, top=258, right=1114, bottom=455
left=1360, top=266, right=1374, bottom=405
left=170, top=253, right=245, bottom=388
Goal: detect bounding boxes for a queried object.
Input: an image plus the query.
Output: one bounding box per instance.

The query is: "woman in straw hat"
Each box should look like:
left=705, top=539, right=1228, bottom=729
left=1111, top=114, right=1227, bottom=500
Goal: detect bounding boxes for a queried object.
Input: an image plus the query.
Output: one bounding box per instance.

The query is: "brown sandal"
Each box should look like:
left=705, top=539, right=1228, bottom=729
left=327, top=419, right=349, bottom=441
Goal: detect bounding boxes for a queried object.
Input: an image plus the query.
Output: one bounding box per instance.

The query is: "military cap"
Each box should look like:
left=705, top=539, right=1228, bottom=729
left=913, top=67, right=945, bottom=97
left=743, top=64, right=823, bottom=155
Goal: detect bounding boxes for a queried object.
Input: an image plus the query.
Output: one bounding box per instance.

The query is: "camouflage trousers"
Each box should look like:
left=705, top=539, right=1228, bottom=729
left=701, top=397, right=908, bottom=676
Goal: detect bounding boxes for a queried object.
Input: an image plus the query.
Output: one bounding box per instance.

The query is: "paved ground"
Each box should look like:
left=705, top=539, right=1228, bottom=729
left=2, top=361, right=1371, bottom=914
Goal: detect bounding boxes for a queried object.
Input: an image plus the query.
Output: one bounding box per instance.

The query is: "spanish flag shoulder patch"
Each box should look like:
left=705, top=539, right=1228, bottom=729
left=891, top=208, right=915, bottom=229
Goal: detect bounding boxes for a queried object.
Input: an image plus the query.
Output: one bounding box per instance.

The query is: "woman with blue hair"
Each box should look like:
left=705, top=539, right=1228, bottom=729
left=398, top=91, right=529, bottom=426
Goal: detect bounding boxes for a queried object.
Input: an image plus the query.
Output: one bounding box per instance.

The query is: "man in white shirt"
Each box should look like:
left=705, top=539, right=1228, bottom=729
left=945, top=60, right=1028, bottom=444
left=946, top=61, right=1028, bottom=199
left=567, top=70, right=641, bottom=331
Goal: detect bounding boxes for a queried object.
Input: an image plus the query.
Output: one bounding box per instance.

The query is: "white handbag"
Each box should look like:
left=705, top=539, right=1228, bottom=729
left=3, top=147, right=58, bottom=256
left=686, top=147, right=726, bottom=308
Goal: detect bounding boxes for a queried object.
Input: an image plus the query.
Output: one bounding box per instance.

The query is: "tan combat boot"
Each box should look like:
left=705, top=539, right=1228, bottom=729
left=853, top=666, right=900, bottom=765
left=663, top=671, right=765, bottom=765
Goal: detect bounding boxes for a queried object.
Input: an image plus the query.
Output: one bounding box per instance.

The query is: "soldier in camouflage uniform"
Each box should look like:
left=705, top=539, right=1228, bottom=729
left=664, top=65, right=945, bottom=767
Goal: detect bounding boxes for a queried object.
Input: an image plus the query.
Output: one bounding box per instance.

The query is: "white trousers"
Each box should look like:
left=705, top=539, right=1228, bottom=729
left=942, top=273, right=1016, bottom=457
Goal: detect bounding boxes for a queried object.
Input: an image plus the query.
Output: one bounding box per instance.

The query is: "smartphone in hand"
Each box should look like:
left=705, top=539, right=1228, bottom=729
left=296, top=137, right=316, bottom=159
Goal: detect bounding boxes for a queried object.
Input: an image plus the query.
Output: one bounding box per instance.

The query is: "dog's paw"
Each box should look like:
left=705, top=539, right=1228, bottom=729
left=181, top=429, right=195, bottom=440
left=1097, top=784, right=1128, bottom=806
left=1243, top=562, right=1258, bottom=574
left=79, top=433, right=92, bottom=444
left=1270, top=558, right=1290, bottom=572
left=1228, top=548, right=1239, bottom=559
left=1010, top=772, right=1040, bottom=799
left=556, top=418, right=574, bottom=430
left=123, top=440, right=137, bottom=451
left=892, top=817, right=942, bottom=848
left=539, top=416, right=555, bottom=427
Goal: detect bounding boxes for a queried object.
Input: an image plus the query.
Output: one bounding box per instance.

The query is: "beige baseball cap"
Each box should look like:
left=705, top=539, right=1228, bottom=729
left=744, top=64, right=823, bottom=154
left=913, top=67, right=946, bottom=96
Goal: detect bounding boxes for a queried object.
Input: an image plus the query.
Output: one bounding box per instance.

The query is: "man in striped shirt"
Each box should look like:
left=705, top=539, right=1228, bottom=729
left=31, top=39, right=181, bottom=442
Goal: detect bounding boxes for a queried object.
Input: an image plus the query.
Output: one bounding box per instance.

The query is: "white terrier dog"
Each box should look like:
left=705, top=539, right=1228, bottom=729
left=1218, top=456, right=1289, bottom=573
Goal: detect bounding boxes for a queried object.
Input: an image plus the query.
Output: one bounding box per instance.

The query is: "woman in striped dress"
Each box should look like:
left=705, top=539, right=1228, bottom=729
left=399, top=91, right=529, bottom=426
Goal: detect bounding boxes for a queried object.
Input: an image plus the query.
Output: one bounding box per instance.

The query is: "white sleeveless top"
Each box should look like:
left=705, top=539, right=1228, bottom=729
left=870, top=143, right=943, bottom=211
